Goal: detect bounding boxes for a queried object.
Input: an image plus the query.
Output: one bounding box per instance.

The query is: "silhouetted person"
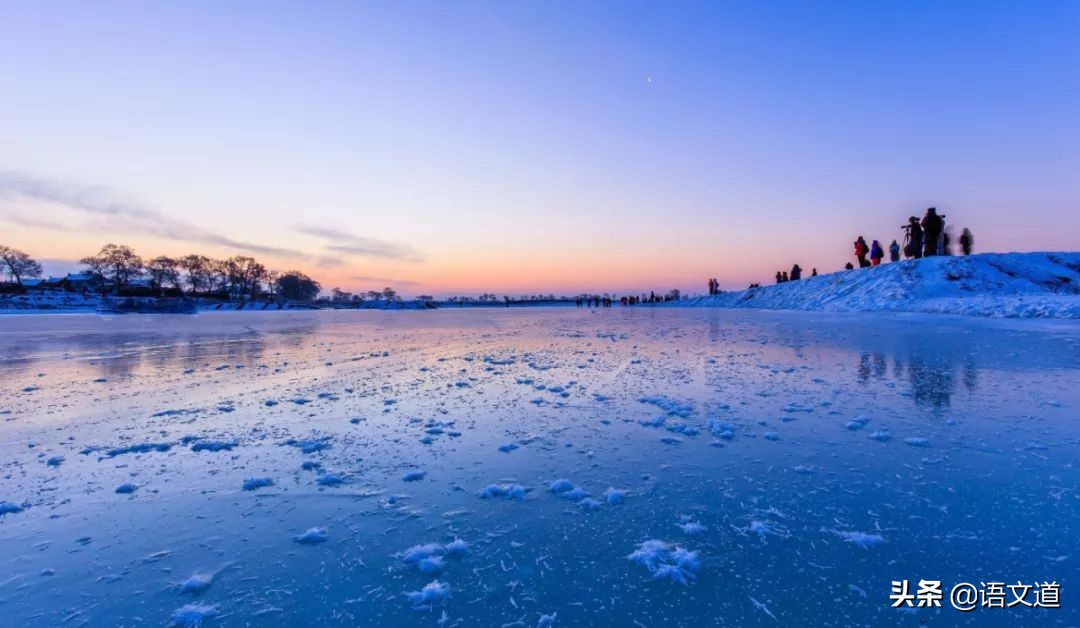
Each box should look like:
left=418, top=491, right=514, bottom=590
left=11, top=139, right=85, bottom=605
left=845, top=262, right=855, bottom=270
left=941, top=228, right=953, bottom=256
left=854, top=236, right=870, bottom=268
left=959, top=228, right=974, bottom=255
left=811, top=268, right=818, bottom=277
left=921, top=207, right=944, bottom=257
left=904, top=216, right=923, bottom=259
left=790, top=264, right=802, bottom=280
left=781, top=271, right=789, bottom=282
left=870, top=240, right=884, bottom=266
left=889, top=239, right=901, bottom=263
left=775, top=271, right=783, bottom=284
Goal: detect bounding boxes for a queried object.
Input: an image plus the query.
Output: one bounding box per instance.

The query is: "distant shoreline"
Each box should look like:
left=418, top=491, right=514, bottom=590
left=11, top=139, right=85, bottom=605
left=3, top=252, right=1077, bottom=319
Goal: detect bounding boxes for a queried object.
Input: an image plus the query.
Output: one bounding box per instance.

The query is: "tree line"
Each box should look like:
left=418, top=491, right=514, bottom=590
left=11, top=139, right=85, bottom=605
left=1, top=243, right=323, bottom=301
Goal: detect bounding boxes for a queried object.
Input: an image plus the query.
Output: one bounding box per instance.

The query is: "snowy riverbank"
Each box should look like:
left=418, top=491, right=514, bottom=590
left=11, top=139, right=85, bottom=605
left=671, top=252, right=1080, bottom=318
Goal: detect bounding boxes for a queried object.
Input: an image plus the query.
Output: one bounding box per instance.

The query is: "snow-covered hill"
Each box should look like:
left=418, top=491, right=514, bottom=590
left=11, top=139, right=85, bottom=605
left=673, top=252, right=1080, bottom=318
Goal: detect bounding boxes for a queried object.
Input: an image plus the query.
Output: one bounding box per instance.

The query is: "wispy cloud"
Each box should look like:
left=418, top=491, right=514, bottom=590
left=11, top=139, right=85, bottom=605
left=296, top=225, right=424, bottom=262
left=0, top=170, right=342, bottom=266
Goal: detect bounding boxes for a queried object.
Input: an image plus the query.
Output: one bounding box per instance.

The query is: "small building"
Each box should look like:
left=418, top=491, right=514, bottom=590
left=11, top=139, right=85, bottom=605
left=60, top=273, right=102, bottom=292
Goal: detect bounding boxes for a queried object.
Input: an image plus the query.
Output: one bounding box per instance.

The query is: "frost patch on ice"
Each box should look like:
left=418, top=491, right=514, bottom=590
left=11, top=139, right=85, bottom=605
left=748, top=519, right=789, bottom=542
left=638, top=415, right=666, bottom=428
left=627, top=539, right=701, bottom=585
left=677, top=520, right=707, bottom=535
left=190, top=440, right=237, bottom=452
left=603, top=488, right=627, bottom=504
left=293, top=527, right=328, bottom=545
left=478, top=484, right=529, bottom=500
left=179, top=573, right=215, bottom=595
left=707, top=419, right=736, bottom=440
left=869, top=430, right=892, bottom=442
left=548, top=479, right=576, bottom=494
left=316, top=472, right=347, bottom=487
left=282, top=437, right=332, bottom=454
left=405, top=580, right=450, bottom=610
left=904, top=437, right=931, bottom=447
left=399, top=540, right=469, bottom=573
left=0, top=501, right=25, bottom=515
left=578, top=497, right=601, bottom=510
left=444, top=539, right=469, bottom=557
left=170, top=603, right=220, bottom=627
left=402, top=470, right=427, bottom=482
left=638, top=396, right=692, bottom=418
left=104, top=442, right=172, bottom=458
left=845, top=416, right=870, bottom=431
left=834, top=530, right=886, bottom=548
left=242, top=477, right=274, bottom=491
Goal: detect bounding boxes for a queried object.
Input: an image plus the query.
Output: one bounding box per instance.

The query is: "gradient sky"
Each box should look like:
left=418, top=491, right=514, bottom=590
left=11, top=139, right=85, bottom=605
left=1, top=1, right=1078, bottom=296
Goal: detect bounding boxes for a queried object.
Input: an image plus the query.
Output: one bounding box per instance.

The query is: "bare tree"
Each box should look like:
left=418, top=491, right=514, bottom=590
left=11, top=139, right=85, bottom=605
left=146, top=256, right=181, bottom=294
left=0, top=245, right=44, bottom=284
left=265, top=270, right=281, bottom=298
left=179, top=255, right=212, bottom=294
left=207, top=258, right=230, bottom=293
left=80, top=244, right=143, bottom=294
left=224, top=256, right=267, bottom=301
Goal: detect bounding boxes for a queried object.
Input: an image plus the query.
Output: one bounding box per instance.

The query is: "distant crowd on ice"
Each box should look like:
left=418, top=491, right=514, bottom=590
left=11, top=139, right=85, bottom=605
left=576, top=292, right=680, bottom=307
left=706, top=206, right=976, bottom=293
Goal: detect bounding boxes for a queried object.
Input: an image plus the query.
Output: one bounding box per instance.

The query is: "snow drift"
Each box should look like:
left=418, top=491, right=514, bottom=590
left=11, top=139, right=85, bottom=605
left=673, top=252, right=1080, bottom=318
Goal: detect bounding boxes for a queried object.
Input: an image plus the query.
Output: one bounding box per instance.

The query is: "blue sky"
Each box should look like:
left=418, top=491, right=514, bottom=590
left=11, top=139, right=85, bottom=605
left=1, top=1, right=1077, bottom=294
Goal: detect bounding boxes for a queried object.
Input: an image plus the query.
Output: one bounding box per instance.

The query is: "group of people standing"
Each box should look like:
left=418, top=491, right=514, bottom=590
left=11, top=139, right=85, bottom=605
left=763, top=206, right=976, bottom=287
left=851, top=236, right=897, bottom=268
left=714, top=207, right=977, bottom=293
left=575, top=296, right=613, bottom=307
left=851, top=207, right=973, bottom=269
left=773, top=265, right=818, bottom=284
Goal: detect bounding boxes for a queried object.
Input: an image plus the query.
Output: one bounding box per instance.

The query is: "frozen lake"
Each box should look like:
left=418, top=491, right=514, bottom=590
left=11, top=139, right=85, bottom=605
left=1, top=308, right=1077, bottom=627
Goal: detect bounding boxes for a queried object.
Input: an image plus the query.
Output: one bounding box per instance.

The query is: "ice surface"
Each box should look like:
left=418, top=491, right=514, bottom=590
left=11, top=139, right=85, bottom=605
left=1, top=307, right=1077, bottom=626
